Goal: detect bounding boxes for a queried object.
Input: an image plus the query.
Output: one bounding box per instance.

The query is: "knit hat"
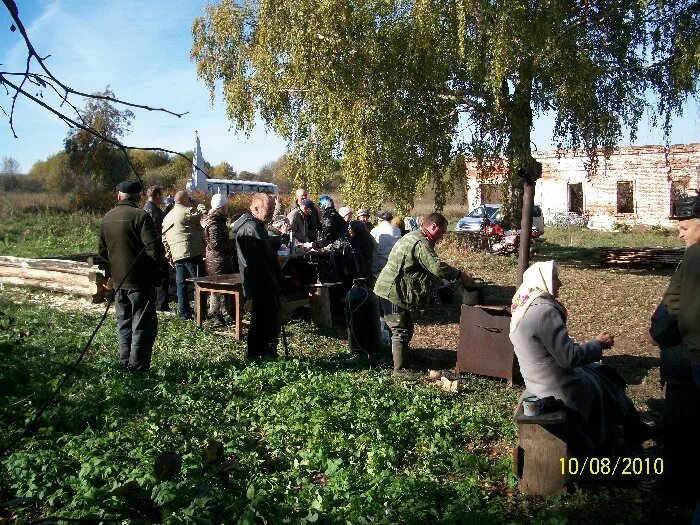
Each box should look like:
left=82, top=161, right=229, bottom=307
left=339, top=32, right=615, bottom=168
left=211, top=193, right=228, bottom=210
left=301, top=199, right=314, bottom=208
left=338, top=206, right=353, bottom=218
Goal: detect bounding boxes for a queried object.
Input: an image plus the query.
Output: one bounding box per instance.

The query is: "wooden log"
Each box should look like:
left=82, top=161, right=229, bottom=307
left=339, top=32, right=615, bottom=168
left=0, top=265, right=93, bottom=287
left=0, top=256, right=98, bottom=276
left=0, top=255, right=106, bottom=300
left=513, top=403, right=571, bottom=496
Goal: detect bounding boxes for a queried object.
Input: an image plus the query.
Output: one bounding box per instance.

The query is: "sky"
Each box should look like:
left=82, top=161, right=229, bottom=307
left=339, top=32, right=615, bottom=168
left=1, top=0, right=699, bottom=175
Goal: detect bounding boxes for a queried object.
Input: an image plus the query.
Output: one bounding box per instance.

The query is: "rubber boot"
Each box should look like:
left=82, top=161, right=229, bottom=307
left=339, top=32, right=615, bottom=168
left=392, top=341, right=407, bottom=372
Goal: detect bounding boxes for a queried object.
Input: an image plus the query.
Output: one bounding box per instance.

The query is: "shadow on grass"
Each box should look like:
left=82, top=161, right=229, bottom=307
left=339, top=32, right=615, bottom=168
left=602, top=354, right=661, bottom=386
left=537, top=242, right=601, bottom=267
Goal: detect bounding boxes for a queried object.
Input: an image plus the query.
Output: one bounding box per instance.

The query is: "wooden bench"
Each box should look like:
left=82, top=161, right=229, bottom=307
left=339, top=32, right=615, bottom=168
left=513, top=402, right=572, bottom=496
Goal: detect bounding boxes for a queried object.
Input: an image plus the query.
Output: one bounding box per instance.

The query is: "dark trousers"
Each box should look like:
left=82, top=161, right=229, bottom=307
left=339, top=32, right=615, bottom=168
left=174, top=256, right=204, bottom=320
left=246, top=294, right=280, bottom=359
left=155, top=262, right=171, bottom=311
left=115, top=287, right=157, bottom=372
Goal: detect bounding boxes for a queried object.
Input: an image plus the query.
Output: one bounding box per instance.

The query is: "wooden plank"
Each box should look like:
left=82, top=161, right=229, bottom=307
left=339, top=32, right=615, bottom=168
left=0, top=276, right=92, bottom=296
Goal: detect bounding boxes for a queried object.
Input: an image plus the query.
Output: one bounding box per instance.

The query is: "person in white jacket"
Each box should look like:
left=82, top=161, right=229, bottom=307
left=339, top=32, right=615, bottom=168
left=370, top=211, right=402, bottom=277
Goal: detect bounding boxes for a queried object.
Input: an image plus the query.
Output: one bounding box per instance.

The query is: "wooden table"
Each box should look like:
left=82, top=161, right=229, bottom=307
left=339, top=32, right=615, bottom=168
left=188, top=271, right=337, bottom=338
left=187, top=274, right=244, bottom=339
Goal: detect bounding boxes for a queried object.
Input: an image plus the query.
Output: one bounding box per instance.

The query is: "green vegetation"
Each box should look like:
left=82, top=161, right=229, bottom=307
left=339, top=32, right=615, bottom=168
left=0, top=205, right=691, bottom=523
left=0, top=195, right=101, bottom=258
left=0, top=291, right=676, bottom=524
left=191, top=0, right=700, bottom=215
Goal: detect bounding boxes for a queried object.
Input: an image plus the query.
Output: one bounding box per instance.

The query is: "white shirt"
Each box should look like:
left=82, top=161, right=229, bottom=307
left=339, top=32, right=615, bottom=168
left=370, top=220, right=402, bottom=276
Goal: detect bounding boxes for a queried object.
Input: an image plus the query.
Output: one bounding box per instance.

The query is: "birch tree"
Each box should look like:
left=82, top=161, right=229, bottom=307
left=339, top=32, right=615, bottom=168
left=192, top=0, right=700, bottom=215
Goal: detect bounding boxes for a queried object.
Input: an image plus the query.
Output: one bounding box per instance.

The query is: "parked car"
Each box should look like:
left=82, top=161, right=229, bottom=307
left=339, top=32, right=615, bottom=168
left=456, top=204, right=545, bottom=234
left=490, top=204, right=545, bottom=235
left=454, top=204, right=501, bottom=232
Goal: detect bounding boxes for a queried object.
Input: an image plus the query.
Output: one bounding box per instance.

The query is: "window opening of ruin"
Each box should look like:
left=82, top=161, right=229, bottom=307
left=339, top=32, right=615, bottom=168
left=568, top=183, right=583, bottom=214
left=479, top=183, right=502, bottom=204
left=616, top=181, right=634, bottom=214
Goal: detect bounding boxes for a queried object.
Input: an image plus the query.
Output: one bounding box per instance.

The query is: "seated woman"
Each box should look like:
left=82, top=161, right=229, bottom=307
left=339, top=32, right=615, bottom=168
left=509, top=261, right=652, bottom=454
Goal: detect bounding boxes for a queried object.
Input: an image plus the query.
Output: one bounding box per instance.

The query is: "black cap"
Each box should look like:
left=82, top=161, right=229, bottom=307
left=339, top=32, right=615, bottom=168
left=377, top=210, right=393, bottom=221
left=116, top=180, right=143, bottom=193
left=671, top=195, right=700, bottom=220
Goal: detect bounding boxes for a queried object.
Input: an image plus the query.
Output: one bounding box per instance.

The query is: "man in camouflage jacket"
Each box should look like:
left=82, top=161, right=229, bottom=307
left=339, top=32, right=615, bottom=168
left=374, top=212, right=473, bottom=371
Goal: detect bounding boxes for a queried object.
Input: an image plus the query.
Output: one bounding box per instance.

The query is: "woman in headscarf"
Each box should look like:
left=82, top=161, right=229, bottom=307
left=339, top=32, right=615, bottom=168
left=203, top=194, right=236, bottom=326
left=509, top=261, right=653, bottom=453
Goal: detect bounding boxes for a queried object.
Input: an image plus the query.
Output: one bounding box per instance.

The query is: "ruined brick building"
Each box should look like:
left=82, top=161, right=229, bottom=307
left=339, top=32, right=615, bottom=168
left=466, top=143, right=700, bottom=227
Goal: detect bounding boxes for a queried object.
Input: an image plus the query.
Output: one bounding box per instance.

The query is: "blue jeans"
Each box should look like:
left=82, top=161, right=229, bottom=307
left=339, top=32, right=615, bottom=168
left=174, top=256, right=204, bottom=319
left=115, top=287, right=157, bottom=372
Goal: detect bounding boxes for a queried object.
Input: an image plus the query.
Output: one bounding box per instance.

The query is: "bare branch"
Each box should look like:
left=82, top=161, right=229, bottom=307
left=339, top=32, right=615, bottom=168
left=1, top=0, right=188, bottom=119
left=1, top=75, right=208, bottom=183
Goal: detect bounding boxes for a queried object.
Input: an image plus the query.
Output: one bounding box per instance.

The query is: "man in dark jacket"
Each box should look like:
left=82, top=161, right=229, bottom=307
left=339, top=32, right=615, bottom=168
left=99, top=180, right=159, bottom=373
left=313, top=195, right=348, bottom=249
left=659, top=195, right=700, bottom=499
left=143, top=185, right=170, bottom=311
left=231, top=193, right=285, bottom=359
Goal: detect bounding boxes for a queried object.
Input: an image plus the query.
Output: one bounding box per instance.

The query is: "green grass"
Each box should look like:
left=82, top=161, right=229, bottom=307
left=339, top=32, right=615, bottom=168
left=1, top=293, right=678, bottom=524
left=542, top=226, right=681, bottom=250
left=0, top=210, right=101, bottom=258
left=0, top=193, right=101, bottom=258
left=0, top=294, right=522, bottom=523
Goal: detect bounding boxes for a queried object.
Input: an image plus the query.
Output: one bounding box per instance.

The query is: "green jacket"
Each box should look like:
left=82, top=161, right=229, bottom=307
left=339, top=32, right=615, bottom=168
left=663, top=241, right=700, bottom=362
left=99, top=200, right=159, bottom=290
left=374, top=228, right=459, bottom=311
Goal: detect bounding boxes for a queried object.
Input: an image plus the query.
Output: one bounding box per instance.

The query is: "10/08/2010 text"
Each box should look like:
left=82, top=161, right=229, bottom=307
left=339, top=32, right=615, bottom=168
left=560, top=457, right=663, bottom=476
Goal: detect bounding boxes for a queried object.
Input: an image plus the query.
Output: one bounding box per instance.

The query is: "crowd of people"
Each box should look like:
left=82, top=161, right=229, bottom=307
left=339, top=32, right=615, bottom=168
left=98, top=180, right=700, bottom=500
left=98, top=182, right=472, bottom=366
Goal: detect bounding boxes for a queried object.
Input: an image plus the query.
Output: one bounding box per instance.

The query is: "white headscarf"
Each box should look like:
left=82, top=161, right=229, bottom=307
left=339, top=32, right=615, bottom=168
left=211, top=193, right=228, bottom=210
left=509, top=260, right=560, bottom=334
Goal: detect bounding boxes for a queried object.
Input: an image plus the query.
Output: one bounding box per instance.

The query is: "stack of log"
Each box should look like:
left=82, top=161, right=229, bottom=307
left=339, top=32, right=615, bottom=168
left=0, top=255, right=108, bottom=302
left=599, top=247, right=684, bottom=268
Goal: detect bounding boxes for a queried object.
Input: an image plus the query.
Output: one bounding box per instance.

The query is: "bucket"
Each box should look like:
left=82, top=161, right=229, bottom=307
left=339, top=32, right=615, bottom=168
left=461, top=278, right=484, bottom=306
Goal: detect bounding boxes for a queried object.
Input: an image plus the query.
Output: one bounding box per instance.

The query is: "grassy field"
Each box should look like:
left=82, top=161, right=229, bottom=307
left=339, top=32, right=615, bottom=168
left=0, top=196, right=694, bottom=523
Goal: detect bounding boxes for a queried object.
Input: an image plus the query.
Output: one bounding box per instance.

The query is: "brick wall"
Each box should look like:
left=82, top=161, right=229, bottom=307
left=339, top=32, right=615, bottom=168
left=465, top=143, right=700, bottom=226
